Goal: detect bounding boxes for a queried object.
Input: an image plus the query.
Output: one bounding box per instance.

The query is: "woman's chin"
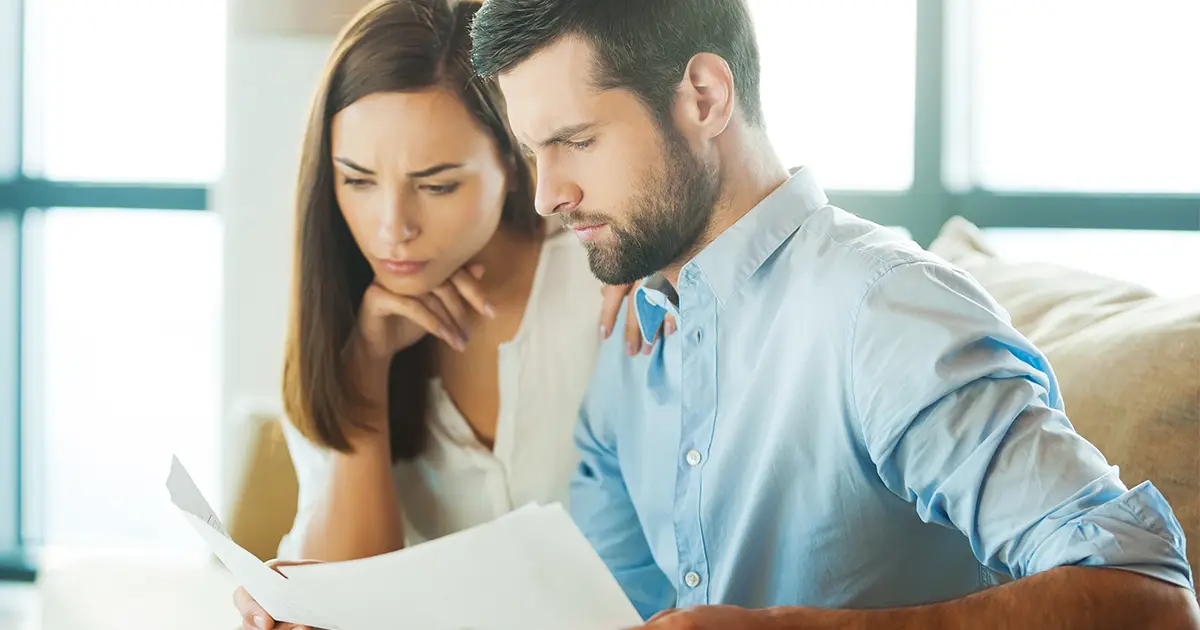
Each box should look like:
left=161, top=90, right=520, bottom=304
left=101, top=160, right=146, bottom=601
left=372, top=264, right=451, bottom=297
left=373, top=272, right=433, bottom=296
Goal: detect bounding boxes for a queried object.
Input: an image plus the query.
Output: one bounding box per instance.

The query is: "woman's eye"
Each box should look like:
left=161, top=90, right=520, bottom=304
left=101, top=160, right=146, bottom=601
left=421, top=182, right=461, bottom=195
left=565, top=138, right=594, bottom=151
left=342, top=177, right=375, bottom=190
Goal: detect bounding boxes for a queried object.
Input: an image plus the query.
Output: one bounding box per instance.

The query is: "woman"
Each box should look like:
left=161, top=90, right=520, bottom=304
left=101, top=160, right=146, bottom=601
left=232, top=1, right=661, bottom=628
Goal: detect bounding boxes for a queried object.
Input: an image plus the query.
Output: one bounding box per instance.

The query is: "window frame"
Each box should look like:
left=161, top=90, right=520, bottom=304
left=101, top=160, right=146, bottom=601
left=0, top=0, right=208, bottom=582
left=828, top=0, right=1198, bottom=245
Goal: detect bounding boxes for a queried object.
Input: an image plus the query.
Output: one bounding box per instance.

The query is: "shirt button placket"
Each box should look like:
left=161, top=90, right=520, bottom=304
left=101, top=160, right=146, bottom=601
left=674, top=270, right=713, bottom=607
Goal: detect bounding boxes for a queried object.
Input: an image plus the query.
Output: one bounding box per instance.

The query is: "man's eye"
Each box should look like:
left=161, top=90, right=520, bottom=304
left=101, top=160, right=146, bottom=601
left=565, top=138, right=594, bottom=151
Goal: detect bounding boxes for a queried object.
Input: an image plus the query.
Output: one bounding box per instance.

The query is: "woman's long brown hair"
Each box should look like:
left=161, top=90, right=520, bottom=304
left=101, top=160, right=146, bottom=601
left=282, top=0, right=540, bottom=461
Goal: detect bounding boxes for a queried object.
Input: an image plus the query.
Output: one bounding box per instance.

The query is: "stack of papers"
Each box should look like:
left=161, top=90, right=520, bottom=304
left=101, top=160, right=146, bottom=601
left=166, top=456, right=643, bottom=630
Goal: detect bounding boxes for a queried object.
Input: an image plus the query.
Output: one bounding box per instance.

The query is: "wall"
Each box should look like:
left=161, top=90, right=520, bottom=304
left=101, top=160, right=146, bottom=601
left=214, top=31, right=333, bottom=513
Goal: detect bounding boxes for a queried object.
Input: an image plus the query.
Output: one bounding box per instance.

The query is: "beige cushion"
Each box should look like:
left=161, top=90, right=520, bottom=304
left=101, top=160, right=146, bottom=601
left=929, top=217, right=1200, bottom=575
left=227, top=414, right=299, bottom=562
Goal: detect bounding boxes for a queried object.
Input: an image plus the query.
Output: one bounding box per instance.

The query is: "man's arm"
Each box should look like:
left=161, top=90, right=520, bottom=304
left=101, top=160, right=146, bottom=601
left=642, top=258, right=1199, bottom=629
left=886, top=567, right=1199, bottom=629
left=642, top=567, right=1199, bottom=629
left=570, top=324, right=675, bottom=621
left=847, top=260, right=1194, bottom=622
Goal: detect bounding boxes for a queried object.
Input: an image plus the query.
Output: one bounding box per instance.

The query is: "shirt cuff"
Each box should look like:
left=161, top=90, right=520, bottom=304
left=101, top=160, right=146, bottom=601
left=1026, top=480, right=1194, bottom=591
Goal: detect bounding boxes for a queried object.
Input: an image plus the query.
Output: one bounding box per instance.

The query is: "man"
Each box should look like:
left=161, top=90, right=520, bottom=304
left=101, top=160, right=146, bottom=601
left=471, top=0, right=1198, bottom=628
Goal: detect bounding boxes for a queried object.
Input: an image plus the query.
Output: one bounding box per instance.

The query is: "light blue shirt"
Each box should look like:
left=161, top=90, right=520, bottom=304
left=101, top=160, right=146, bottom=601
left=570, top=169, right=1193, bottom=619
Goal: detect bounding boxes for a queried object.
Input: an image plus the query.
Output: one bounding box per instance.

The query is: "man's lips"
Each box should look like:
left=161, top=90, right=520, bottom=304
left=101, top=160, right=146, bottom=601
left=569, top=223, right=608, bottom=241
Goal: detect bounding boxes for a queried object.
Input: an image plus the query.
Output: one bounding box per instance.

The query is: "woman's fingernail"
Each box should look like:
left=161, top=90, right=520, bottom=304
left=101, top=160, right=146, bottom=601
left=600, top=325, right=610, bottom=339
left=665, top=320, right=676, bottom=335
left=253, top=615, right=266, bottom=630
left=642, top=342, right=653, bottom=355
left=484, top=303, right=496, bottom=318
left=626, top=341, right=636, bottom=356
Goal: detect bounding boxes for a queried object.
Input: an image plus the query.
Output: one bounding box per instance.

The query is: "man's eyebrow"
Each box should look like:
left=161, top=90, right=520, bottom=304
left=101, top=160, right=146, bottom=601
left=537, top=121, right=601, bottom=148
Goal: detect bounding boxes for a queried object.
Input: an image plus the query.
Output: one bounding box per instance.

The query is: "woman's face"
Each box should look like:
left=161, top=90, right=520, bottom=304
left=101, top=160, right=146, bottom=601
left=330, top=89, right=510, bottom=295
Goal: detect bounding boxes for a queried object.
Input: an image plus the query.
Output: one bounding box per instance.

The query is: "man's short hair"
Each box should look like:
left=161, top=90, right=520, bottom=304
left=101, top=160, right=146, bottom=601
left=470, top=0, right=764, bottom=127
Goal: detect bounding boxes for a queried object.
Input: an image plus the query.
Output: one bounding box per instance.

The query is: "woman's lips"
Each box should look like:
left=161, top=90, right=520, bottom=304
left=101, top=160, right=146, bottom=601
left=379, top=259, right=428, bottom=275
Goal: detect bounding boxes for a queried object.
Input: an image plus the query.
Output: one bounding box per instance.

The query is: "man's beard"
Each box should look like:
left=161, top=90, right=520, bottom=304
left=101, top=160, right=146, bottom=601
left=578, top=128, right=722, bottom=286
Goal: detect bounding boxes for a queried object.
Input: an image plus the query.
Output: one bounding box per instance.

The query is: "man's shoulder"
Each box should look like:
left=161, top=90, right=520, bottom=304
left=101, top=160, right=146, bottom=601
left=800, top=206, right=941, bottom=275
left=758, top=205, right=950, bottom=311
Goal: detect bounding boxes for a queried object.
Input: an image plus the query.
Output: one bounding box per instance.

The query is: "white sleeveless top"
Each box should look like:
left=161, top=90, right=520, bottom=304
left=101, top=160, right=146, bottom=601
left=277, top=229, right=603, bottom=556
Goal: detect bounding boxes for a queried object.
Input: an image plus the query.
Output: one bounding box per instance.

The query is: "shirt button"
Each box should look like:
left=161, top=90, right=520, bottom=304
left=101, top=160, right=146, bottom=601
left=684, top=571, right=702, bottom=588
left=685, top=449, right=702, bottom=467
left=694, top=328, right=704, bottom=343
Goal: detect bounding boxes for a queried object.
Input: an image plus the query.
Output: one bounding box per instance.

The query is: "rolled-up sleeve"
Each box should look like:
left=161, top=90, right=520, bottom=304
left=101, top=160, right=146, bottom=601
left=851, top=260, right=1193, bottom=591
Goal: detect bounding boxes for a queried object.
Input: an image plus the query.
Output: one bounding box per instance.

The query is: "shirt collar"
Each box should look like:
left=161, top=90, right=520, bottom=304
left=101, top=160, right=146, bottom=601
left=634, top=167, right=829, bottom=342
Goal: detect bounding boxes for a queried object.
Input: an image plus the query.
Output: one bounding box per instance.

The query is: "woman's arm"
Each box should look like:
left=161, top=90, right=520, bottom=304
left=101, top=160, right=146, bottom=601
left=295, top=407, right=405, bottom=561
left=277, top=408, right=405, bottom=563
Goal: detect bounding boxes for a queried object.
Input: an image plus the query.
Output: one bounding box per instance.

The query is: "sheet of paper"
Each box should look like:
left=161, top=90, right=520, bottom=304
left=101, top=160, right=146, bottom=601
left=166, top=455, right=227, bottom=536
left=167, top=457, right=342, bottom=630
left=168, top=455, right=643, bottom=630
left=279, top=503, right=644, bottom=630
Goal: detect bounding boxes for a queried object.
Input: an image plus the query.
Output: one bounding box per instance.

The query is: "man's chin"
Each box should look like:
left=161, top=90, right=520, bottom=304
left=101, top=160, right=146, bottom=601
left=585, top=248, right=648, bottom=286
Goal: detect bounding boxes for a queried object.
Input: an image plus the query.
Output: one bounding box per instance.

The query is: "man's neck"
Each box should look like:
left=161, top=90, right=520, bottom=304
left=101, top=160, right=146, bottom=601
left=663, top=136, right=789, bottom=288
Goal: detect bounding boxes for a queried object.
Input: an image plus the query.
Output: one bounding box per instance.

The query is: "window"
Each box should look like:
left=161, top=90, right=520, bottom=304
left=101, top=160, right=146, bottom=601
left=22, top=0, right=226, bottom=182
left=966, top=0, right=1200, bottom=193
left=23, top=210, right=222, bottom=554
left=3, top=0, right=225, bottom=576
left=750, top=0, right=917, bottom=190
left=0, top=212, right=18, bottom=564
left=983, top=228, right=1200, bottom=298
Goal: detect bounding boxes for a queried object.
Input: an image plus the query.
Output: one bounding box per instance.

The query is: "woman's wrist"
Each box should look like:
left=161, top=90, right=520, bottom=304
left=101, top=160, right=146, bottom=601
left=342, top=339, right=392, bottom=415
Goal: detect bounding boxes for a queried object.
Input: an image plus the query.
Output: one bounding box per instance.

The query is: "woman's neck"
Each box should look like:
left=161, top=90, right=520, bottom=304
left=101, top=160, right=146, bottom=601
left=469, top=222, right=545, bottom=310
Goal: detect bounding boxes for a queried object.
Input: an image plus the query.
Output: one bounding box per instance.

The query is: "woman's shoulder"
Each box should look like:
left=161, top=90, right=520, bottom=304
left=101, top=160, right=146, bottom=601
left=540, top=223, right=602, bottom=288
left=522, top=224, right=604, bottom=332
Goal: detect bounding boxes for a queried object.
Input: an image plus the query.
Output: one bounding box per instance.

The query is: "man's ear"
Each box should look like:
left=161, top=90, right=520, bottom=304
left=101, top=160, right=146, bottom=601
left=674, top=52, right=736, bottom=141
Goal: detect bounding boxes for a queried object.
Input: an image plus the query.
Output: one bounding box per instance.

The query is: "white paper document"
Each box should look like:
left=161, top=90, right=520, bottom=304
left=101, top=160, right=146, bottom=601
left=167, top=455, right=643, bottom=630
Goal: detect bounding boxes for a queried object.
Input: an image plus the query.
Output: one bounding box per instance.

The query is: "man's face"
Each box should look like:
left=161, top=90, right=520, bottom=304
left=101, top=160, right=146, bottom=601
left=498, top=36, right=721, bottom=285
